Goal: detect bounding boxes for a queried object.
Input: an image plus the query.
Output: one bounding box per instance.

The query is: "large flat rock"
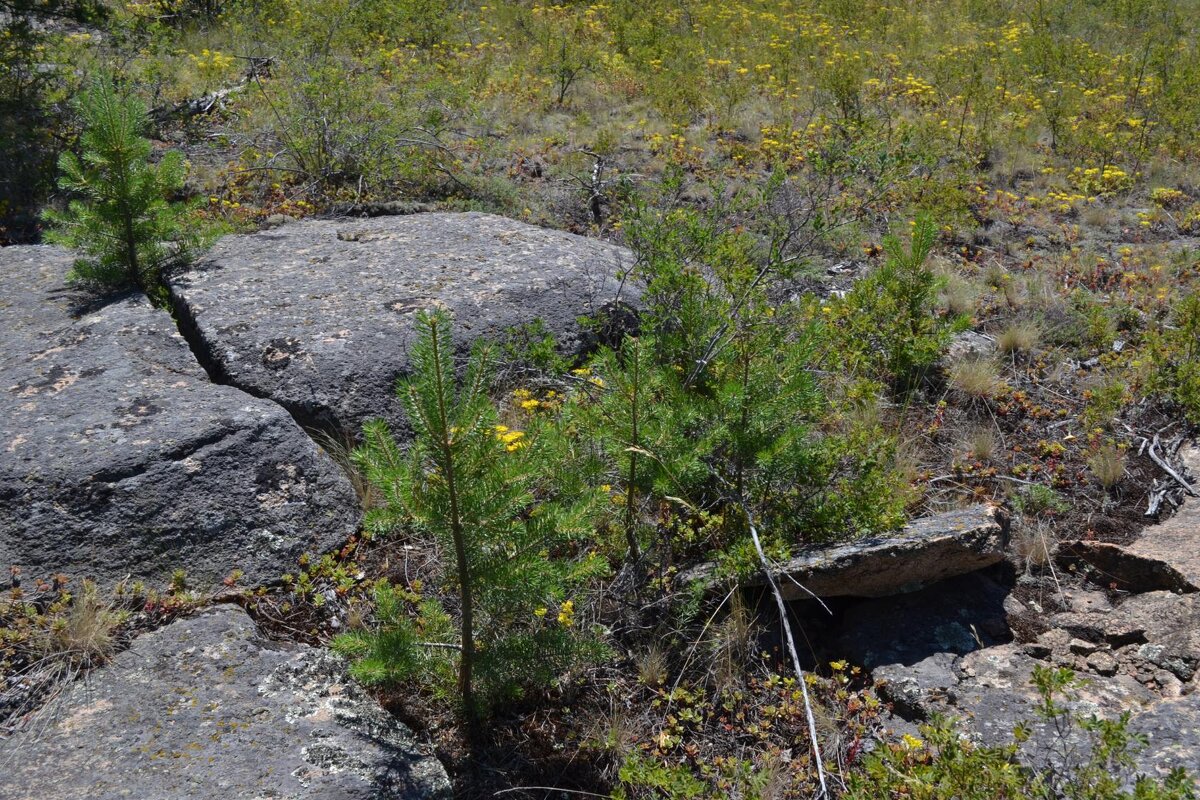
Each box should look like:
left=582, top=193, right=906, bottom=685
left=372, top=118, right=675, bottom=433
left=0, top=245, right=361, bottom=589
left=864, top=584, right=1200, bottom=787
left=169, top=212, right=636, bottom=436
left=0, top=605, right=450, bottom=799
left=683, top=504, right=1007, bottom=599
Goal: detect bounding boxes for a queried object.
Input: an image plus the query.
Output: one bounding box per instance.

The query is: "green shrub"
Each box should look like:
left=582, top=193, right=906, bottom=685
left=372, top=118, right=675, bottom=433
left=342, top=310, right=607, bottom=718
left=0, top=0, right=101, bottom=243
left=829, top=215, right=968, bottom=392
left=1147, top=291, right=1200, bottom=425
left=556, top=189, right=907, bottom=562
left=42, top=78, right=194, bottom=298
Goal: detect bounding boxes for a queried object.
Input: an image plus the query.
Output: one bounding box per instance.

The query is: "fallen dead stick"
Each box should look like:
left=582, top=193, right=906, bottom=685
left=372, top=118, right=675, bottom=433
left=1145, top=479, right=1165, bottom=517
left=1147, top=434, right=1198, bottom=497
left=741, top=500, right=829, bottom=799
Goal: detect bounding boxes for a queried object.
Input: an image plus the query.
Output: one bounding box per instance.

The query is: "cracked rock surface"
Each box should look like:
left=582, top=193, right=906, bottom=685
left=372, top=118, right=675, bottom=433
left=852, top=455, right=1200, bottom=784
left=0, top=245, right=361, bottom=589
left=169, top=212, right=636, bottom=436
left=0, top=605, right=450, bottom=799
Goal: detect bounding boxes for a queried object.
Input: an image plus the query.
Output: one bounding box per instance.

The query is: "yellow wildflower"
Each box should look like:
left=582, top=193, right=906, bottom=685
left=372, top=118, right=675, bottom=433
left=557, top=599, right=575, bottom=626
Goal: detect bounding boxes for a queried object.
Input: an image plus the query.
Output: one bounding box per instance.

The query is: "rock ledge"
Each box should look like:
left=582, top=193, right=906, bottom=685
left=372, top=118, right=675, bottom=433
left=0, top=605, right=450, bottom=800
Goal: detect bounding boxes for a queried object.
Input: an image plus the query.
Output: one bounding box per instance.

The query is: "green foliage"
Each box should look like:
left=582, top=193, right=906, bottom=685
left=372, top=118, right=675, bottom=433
left=0, top=0, right=101, bottom=243
left=42, top=78, right=194, bottom=298
left=349, top=310, right=607, bottom=717
left=1147, top=291, right=1200, bottom=425
left=614, top=753, right=708, bottom=799
left=1011, top=483, right=1070, bottom=518
left=332, top=582, right=456, bottom=690
left=1081, top=376, right=1129, bottom=432
left=498, top=318, right=570, bottom=377
left=261, top=55, right=457, bottom=193
left=829, top=215, right=968, bottom=392
left=552, top=187, right=907, bottom=567
left=844, top=714, right=1027, bottom=799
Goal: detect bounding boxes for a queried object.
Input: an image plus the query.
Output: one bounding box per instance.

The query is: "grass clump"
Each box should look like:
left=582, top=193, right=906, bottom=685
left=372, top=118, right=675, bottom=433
left=948, top=357, right=1004, bottom=400
left=998, top=320, right=1041, bottom=357
left=1088, top=442, right=1127, bottom=491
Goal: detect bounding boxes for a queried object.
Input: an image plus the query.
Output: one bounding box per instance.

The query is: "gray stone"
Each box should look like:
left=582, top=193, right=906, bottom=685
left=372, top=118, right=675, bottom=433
left=1112, top=592, right=1200, bottom=681
left=1069, top=638, right=1101, bottom=656
left=944, top=331, right=996, bottom=362
left=873, top=652, right=960, bottom=719
left=1087, top=651, right=1119, bottom=676
left=1069, top=445, right=1200, bottom=593
left=876, top=643, right=1190, bottom=784
left=169, top=212, right=637, bottom=436
left=0, top=245, right=361, bottom=589
left=864, top=471, right=1200, bottom=789
left=0, top=605, right=450, bottom=799
left=752, top=504, right=1007, bottom=599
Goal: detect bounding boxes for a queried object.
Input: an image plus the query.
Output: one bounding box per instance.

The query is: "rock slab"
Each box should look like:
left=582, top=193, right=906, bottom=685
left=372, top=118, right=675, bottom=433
left=0, top=245, right=361, bottom=589
left=859, top=580, right=1200, bottom=785
left=685, top=504, right=1007, bottom=599
left=0, top=605, right=450, bottom=800
left=1070, top=444, right=1200, bottom=593
left=169, top=212, right=636, bottom=436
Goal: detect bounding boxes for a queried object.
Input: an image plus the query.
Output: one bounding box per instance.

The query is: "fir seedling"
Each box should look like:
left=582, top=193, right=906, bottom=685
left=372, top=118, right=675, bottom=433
left=43, top=78, right=193, bottom=299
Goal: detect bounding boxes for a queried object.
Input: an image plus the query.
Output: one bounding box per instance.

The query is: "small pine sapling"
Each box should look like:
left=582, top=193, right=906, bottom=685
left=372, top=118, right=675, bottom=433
left=43, top=78, right=195, bottom=299
left=344, top=310, right=606, bottom=720
left=832, top=215, right=968, bottom=392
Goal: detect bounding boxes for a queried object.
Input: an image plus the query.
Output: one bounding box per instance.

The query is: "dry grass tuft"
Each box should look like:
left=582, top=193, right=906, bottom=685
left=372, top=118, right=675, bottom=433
left=997, top=320, right=1040, bottom=356
left=1088, top=442, right=1126, bottom=490
left=941, top=274, right=980, bottom=318
left=1012, top=520, right=1057, bottom=572
left=948, top=357, right=1004, bottom=399
left=637, top=644, right=668, bottom=687
left=964, top=425, right=999, bottom=461
left=313, top=429, right=381, bottom=511
left=40, top=580, right=124, bottom=667
left=708, top=593, right=755, bottom=695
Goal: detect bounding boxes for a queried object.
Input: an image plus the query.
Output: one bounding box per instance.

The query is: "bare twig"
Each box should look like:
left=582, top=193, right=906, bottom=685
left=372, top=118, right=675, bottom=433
left=781, top=572, right=833, bottom=616
left=493, top=787, right=610, bottom=798
left=1145, top=434, right=1197, bottom=496
left=737, top=500, right=828, bottom=798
